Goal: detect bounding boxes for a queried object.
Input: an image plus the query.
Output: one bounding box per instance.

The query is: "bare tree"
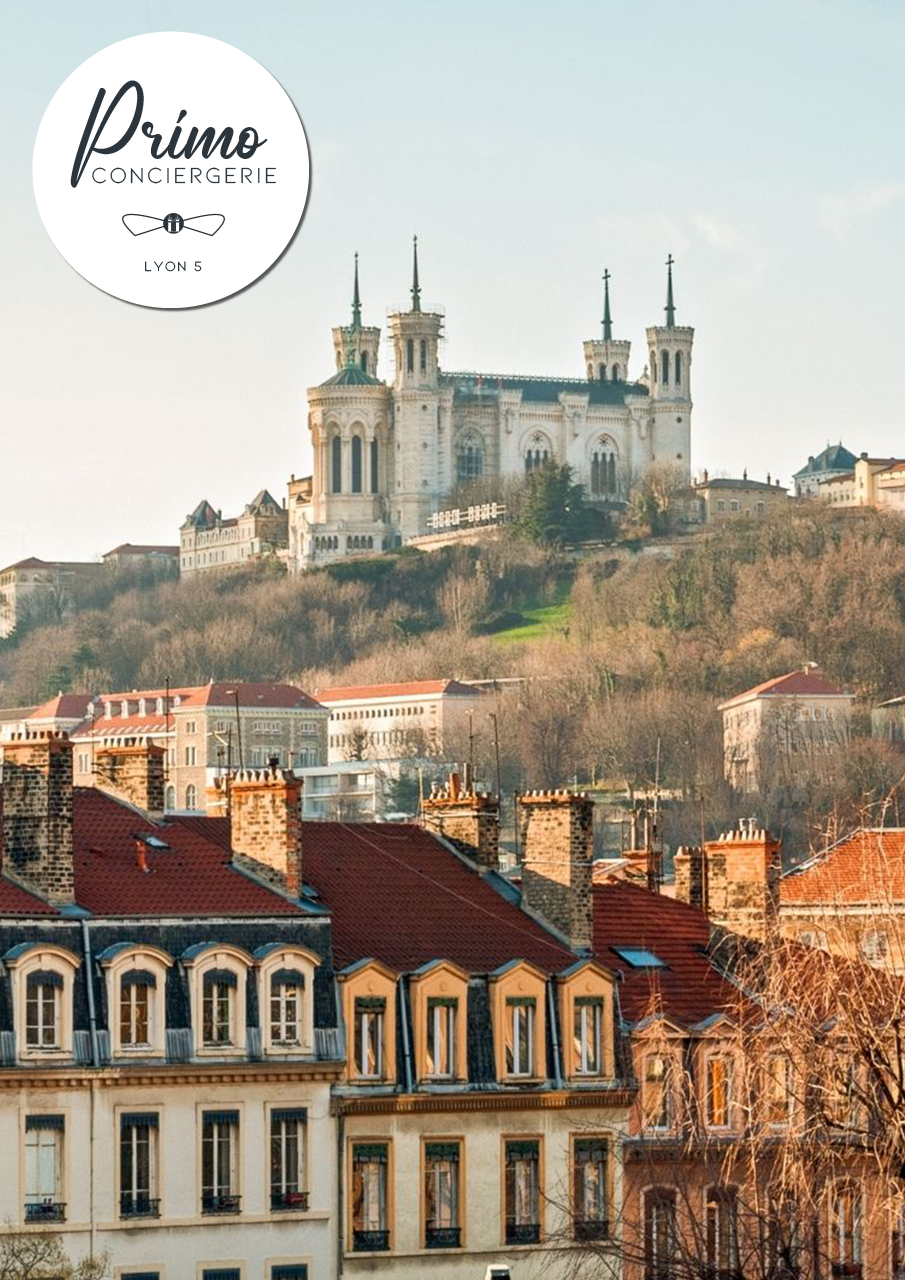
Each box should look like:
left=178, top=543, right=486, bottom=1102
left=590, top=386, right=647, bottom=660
left=0, top=1234, right=108, bottom=1279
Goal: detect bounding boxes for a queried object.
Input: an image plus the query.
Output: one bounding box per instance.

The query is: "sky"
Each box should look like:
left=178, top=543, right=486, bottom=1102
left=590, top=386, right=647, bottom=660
left=1, top=0, right=904, bottom=565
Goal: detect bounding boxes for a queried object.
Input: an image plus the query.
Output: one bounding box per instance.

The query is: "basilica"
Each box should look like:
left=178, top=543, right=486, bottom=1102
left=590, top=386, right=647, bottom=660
left=287, top=241, right=693, bottom=569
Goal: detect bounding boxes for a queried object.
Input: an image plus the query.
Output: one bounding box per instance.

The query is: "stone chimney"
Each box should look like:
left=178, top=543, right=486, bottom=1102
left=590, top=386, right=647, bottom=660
left=94, top=740, right=165, bottom=816
left=421, top=771, right=500, bottom=869
left=673, top=845, right=706, bottom=912
left=703, top=819, right=780, bottom=940
left=223, top=766, right=303, bottom=898
left=0, top=732, right=75, bottom=904
left=521, top=790, right=593, bottom=950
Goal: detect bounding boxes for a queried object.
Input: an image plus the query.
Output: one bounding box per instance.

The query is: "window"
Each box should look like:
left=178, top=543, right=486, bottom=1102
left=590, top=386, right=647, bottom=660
left=573, top=1138, right=607, bottom=1240
left=420, top=339, right=427, bottom=373
left=661, top=350, right=670, bottom=386
left=504, top=1140, right=540, bottom=1244
left=705, top=1055, right=733, bottom=1128
left=860, top=928, right=889, bottom=965
left=424, top=1141, right=461, bottom=1248
left=354, top=998, right=385, bottom=1078
left=830, top=1185, right=862, bottom=1277
left=26, top=972, right=60, bottom=1049
left=119, top=970, right=155, bottom=1048
left=332, top=435, right=342, bottom=493
left=645, top=1189, right=676, bottom=1280
left=185, top=720, right=196, bottom=734
left=706, top=1188, right=739, bottom=1279
left=426, top=999, right=456, bottom=1078
left=612, top=947, right=665, bottom=968
left=506, top=998, right=535, bottom=1077
left=164, top=784, right=175, bottom=811
left=457, top=440, right=484, bottom=482
left=371, top=439, right=379, bottom=494
left=764, top=1054, right=792, bottom=1126
left=269, top=969, right=304, bottom=1046
left=406, top=338, right=414, bottom=373
left=24, top=1115, right=64, bottom=1222
left=675, top=350, right=683, bottom=386
left=573, top=998, right=603, bottom=1075
left=716, top=498, right=725, bottom=511
left=202, top=1271, right=240, bottom=1280
left=270, top=1108, right=307, bottom=1211
left=351, top=1142, right=389, bottom=1251
left=203, top=970, right=237, bottom=1047
left=120, top=1112, right=159, bottom=1218
left=644, top=1053, right=673, bottom=1130
left=185, top=745, right=196, bottom=766
left=185, top=783, right=197, bottom=810
left=351, top=436, right=363, bottom=493
left=272, top=1269, right=308, bottom=1280
left=201, top=1111, right=240, bottom=1213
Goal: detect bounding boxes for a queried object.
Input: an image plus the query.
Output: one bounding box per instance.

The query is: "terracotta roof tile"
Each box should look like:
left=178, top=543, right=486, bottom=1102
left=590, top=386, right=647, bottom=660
left=781, top=828, right=905, bottom=905
left=719, top=670, right=852, bottom=709
left=179, top=682, right=324, bottom=711
left=28, top=694, right=94, bottom=721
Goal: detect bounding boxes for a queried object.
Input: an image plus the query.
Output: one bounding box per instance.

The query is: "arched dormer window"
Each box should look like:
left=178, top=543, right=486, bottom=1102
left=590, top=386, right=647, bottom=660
left=489, top=960, right=547, bottom=1082
left=351, top=436, right=363, bottom=494
left=661, top=350, right=670, bottom=386
left=370, top=438, right=379, bottom=494
left=331, top=435, right=342, bottom=494
left=5, top=944, right=80, bottom=1059
left=410, top=960, right=468, bottom=1083
left=183, top=944, right=252, bottom=1057
left=338, top=959, right=397, bottom=1084
left=99, top=943, right=172, bottom=1058
left=675, top=350, right=683, bottom=386
left=254, top=944, right=320, bottom=1055
left=456, top=431, right=484, bottom=483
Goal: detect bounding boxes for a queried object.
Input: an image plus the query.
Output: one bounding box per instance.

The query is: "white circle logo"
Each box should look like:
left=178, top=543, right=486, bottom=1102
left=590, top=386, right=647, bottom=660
left=33, top=32, right=310, bottom=308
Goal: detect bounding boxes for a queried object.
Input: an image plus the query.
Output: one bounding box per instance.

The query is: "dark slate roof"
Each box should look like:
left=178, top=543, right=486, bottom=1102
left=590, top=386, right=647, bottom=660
left=794, top=443, right=858, bottom=477
left=319, top=364, right=383, bottom=388
left=441, top=371, right=648, bottom=405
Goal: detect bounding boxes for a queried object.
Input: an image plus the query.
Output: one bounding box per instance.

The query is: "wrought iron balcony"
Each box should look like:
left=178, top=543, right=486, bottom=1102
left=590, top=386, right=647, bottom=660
left=201, top=1193, right=241, bottom=1215
left=120, top=1194, right=160, bottom=1219
left=353, top=1228, right=390, bottom=1252
left=574, top=1218, right=609, bottom=1241
left=506, top=1222, right=541, bottom=1245
left=271, top=1190, right=309, bottom=1212
left=25, top=1201, right=65, bottom=1223
left=426, top=1226, right=462, bottom=1248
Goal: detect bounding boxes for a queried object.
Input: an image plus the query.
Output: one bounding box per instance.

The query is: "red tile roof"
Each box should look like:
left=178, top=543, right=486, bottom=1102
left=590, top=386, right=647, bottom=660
left=315, top=679, right=483, bottom=703
left=28, top=694, right=94, bottom=721
left=104, top=543, right=179, bottom=556
left=719, top=669, right=852, bottom=709
left=780, top=828, right=905, bottom=906
left=179, top=682, right=324, bottom=711
left=72, top=713, right=172, bottom=739
left=592, top=882, right=739, bottom=1025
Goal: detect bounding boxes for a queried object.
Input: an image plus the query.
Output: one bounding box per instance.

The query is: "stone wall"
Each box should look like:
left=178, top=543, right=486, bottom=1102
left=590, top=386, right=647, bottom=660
left=0, top=732, right=74, bottom=903
left=521, top=790, right=593, bottom=949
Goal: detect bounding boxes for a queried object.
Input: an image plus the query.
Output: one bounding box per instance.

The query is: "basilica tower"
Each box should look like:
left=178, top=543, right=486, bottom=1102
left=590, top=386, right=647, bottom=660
left=331, top=253, right=381, bottom=376
left=645, top=255, right=693, bottom=477
left=583, top=269, right=632, bottom=382
left=388, top=237, right=444, bottom=540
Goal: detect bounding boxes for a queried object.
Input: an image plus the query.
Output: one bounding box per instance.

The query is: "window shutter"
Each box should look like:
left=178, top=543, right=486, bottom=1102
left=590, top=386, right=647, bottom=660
left=355, top=996, right=386, bottom=1011
left=425, top=1141, right=460, bottom=1160
left=26, top=970, right=64, bottom=989
left=121, top=969, right=157, bottom=988
left=271, top=968, right=305, bottom=987
left=272, top=1268, right=308, bottom=1280
left=204, top=968, right=238, bottom=987
left=202, top=1110, right=239, bottom=1126
left=353, top=1143, right=388, bottom=1162
left=25, top=1114, right=64, bottom=1130
left=272, top=1108, right=308, bottom=1124
left=120, top=1112, right=160, bottom=1128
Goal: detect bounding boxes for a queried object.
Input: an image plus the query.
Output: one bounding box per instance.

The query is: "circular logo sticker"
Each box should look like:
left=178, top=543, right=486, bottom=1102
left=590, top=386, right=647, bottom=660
left=33, top=32, right=310, bottom=308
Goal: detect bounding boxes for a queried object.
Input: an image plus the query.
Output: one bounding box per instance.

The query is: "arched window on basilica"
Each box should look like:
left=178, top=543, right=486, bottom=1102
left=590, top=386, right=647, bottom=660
left=331, top=435, right=342, bottom=493
left=675, top=350, right=683, bottom=386
left=360, top=351, right=368, bottom=374
left=351, top=436, right=363, bottom=494
left=370, top=439, right=379, bottom=494
left=661, top=349, right=670, bottom=386
left=524, top=433, right=551, bottom=473
left=456, top=432, right=484, bottom=483
left=590, top=438, right=618, bottom=496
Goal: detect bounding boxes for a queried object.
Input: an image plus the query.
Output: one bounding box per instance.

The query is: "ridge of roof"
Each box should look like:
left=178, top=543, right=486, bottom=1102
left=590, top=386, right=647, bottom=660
left=315, top=679, right=483, bottom=702
left=718, top=669, right=851, bottom=708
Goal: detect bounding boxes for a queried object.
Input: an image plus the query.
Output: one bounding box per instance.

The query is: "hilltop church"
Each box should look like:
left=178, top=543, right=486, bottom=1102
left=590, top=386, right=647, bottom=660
left=288, top=242, right=693, bottom=570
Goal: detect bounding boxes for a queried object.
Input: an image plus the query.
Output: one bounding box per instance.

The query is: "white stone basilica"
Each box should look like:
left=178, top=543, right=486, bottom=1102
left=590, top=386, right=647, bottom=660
left=287, top=242, right=693, bottom=569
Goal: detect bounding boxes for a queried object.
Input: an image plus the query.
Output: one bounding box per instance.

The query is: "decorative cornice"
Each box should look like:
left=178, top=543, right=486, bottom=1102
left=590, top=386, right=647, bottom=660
left=335, top=1087, right=634, bottom=1116
left=0, top=1061, right=343, bottom=1089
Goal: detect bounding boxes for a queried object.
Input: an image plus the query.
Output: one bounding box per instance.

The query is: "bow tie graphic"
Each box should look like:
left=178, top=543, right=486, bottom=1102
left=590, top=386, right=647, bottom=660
left=122, top=213, right=225, bottom=237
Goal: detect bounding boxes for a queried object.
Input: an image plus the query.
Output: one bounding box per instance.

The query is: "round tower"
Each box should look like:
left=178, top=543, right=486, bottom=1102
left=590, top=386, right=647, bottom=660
left=388, top=236, right=444, bottom=540
left=582, top=269, right=631, bottom=382
left=331, top=253, right=382, bottom=376
left=645, top=255, right=693, bottom=478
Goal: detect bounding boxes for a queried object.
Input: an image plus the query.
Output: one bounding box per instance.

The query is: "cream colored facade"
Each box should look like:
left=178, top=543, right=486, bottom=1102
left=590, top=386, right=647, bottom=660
left=180, top=492, right=289, bottom=578
left=317, top=680, right=484, bottom=765
left=816, top=454, right=905, bottom=510
left=0, top=558, right=104, bottom=639
left=289, top=250, right=693, bottom=569
left=687, top=473, right=789, bottom=524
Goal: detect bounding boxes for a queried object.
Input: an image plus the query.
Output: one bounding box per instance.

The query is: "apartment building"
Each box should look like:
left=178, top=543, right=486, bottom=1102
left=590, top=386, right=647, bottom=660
left=180, top=492, right=289, bottom=578
left=816, top=453, right=905, bottom=510
left=316, top=679, right=484, bottom=764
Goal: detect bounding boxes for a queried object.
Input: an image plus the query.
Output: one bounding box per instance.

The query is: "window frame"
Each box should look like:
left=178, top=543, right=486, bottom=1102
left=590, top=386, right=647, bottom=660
left=199, top=1107, right=242, bottom=1216
left=421, top=1136, right=464, bottom=1250
left=339, top=960, right=397, bottom=1085
left=410, top=960, right=468, bottom=1084
left=490, top=961, right=547, bottom=1084
left=557, top=960, right=615, bottom=1082
left=572, top=1134, right=608, bottom=1241
left=267, top=1104, right=308, bottom=1214
left=501, top=1134, right=544, bottom=1246
left=348, top=1137, right=393, bottom=1254
left=256, top=946, right=319, bottom=1057
left=102, top=945, right=172, bottom=1059
left=117, top=1108, right=161, bottom=1220
left=184, top=946, right=251, bottom=1058
left=7, top=945, right=80, bottom=1061
left=23, top=1112, right=67, bottom=1224
left=704, top=1051, right=734, bottom=1131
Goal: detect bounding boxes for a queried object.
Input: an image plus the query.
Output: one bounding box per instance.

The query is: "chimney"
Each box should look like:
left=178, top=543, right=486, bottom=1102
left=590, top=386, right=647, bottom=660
left=0, top=732, right=75, bottom=904
left=421, top=772, right=500, bottom=870
left=227, top=766, right=303, bottom=897
left=520, top=790, right=593, bottom=950
left=622, top=805, right=663, bottom=892
left=94, top=740, right=165, bottom=817
left=703, top=819, right=780, bottom=941
left=673, top=845, right=706, bottom=912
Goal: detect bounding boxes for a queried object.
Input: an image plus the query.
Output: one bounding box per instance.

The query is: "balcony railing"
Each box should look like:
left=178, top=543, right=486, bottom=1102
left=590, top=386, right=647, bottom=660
left=25, top=1201, right=65, bottom=1223
left=426, top=1226, right=462, bottom=1249
left=271, top=1190, right=309, bottom=1212
left=574, top=1218, right=609, bottom=1241
left=201, top=1193, right=241, bottom=1215
left=353, top=1229, right=390, bottom=1252
left=507, top=1222, right=541, bottom=1245
left=120, top=1194, right=160, bottom=1219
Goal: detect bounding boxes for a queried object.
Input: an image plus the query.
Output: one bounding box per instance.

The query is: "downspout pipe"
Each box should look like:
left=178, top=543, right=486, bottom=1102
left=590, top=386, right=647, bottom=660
left=547, top=979, right=563, bottom=1090
left=80, top=918, right=101, bottom=1068
left=399, top=975, right=414, bottom=1094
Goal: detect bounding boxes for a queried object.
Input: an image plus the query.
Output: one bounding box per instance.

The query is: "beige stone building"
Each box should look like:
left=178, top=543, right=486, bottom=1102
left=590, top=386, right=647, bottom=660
left=102, top=542, right=179, bottom=575
left=180, top=491, right=289, bottom=577
left=816, top=453, right=905, bottom=511
left=718, top=668, right=855, bottom=793
left=31, top=681, right=328, bottom=814
left=316, top=679, right=485, bottom=765
left=0, top=557, right=105, bottom=638
left=680, top=471, right=789, bottom=524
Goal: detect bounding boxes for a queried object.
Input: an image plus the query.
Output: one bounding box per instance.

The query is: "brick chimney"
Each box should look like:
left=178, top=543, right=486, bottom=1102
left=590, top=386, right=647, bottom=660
left=225, top=766, right=303, bottom=898
left=94, top=740, right=165, bottom=817
left=521, top=790, right=593, bottom=950
left=673, top=845, right=706, bottom=912
left=421, top=772, right=500, bottom=870
left=703, top=820, right=780, bottom=940
left=0, top=732, right=75, bottom=904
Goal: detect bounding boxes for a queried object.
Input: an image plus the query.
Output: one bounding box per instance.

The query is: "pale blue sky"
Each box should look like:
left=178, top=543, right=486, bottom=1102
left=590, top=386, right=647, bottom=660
left=2, top=0, right=904, bottom=563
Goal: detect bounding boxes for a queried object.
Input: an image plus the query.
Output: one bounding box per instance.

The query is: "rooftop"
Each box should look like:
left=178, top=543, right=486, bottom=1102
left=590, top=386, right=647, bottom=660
left=29, top=694, right=95, bottom=722
left=103, top=543, right=179, bottom=557
left=781, top=828, right=905, bottom=906
left=794, top=443, right=858, bottom=477
left=440, top=370, right=649, bottom=406
left=718, top=669, right=853, bottom=710
left=316, top=678, right=484, bottom=703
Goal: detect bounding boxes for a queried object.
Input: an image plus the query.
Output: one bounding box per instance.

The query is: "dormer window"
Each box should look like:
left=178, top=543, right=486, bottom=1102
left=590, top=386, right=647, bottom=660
left=354, top=998, right=385, bottom=1078
left=339, top=959, right=397, bottom=1084
left=26, top=971, right=61, bottom=1049
left=120, top=970, right=154, bottom=1048
left=557, top=960, right=615, bottom=1083
left=101, top=944, right=171, bottom=1059
left=506, top=998, right=535, bottom=1077
left=203, top=970, right=237, bottom=1047
left=426, top=998, right=456, bottom=1078
left=156, top=697, right=164, bottom=714
left=270, top=970, right=303, bottom=1046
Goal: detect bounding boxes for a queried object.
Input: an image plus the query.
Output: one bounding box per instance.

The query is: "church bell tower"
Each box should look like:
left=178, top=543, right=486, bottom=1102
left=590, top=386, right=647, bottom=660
left=645, top=255, right=693, bottom=477
left=583, top=269, right=632, bottom=383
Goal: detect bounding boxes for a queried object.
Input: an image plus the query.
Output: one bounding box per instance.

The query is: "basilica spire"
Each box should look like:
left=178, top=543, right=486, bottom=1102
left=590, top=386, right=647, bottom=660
left=665, top=253, right=676, bottom=327
left=411, top=235, right=421, bottom=313
left=351, top=251, right=361, bottom=328
left=602, top=268, right=613, bottom=341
